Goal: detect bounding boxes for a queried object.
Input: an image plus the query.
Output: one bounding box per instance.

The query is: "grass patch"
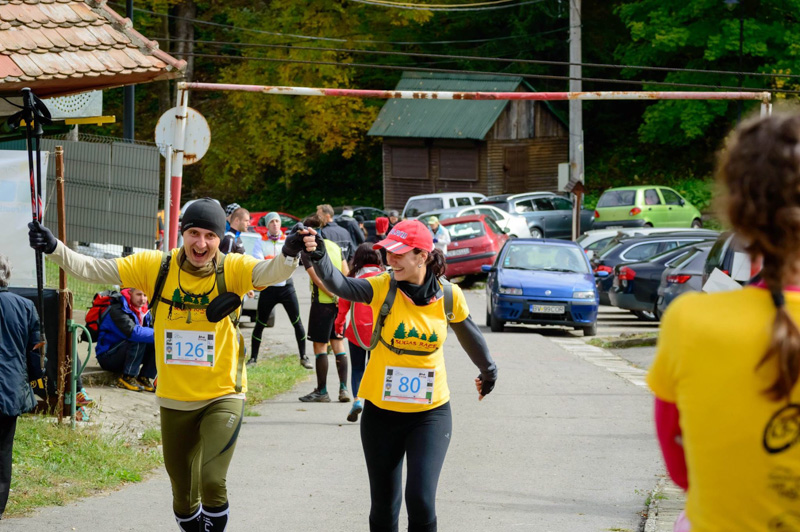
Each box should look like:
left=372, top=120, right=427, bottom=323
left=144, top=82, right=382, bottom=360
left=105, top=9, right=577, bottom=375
left=139, top=427, right=161, bottom=447
left=6, top=416, right=162, bottom=517
left=588, top=332, right=658, bottom=349
left=245, top=354, right=310, bottom=407
left=45, top=260, right=117, bottom=311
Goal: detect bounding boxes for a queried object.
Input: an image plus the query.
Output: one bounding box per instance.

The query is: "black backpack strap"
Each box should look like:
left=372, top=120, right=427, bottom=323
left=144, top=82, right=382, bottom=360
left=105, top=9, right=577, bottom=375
left=350, top=272, right=396, bottom=352
left=215, top=254, right=246, bottom=393
left=149, top=251, right=171, bottom=319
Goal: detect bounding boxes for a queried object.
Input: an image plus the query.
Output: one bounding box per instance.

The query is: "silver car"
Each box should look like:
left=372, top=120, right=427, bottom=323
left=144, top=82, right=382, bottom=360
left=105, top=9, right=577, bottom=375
left=417, top=205, right=531, bottom=238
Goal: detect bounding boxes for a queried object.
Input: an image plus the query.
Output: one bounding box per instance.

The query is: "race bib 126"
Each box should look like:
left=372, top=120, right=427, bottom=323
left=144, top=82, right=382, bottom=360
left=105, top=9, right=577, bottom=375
left=383, top=366, right=435, bottom=404
left=165, top=330, right=215, bottom=367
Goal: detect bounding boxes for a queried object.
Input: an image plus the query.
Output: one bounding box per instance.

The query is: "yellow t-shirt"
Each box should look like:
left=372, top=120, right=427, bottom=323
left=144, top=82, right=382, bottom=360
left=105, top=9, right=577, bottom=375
left=358, top=273, right=469, bottom=413
left=648, top=288, right=800, bottom=531
left=116, top=249, right=259, bottom=402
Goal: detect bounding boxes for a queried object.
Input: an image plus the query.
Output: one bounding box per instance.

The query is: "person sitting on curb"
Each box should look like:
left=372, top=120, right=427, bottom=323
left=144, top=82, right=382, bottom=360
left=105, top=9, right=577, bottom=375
left=96, top=288, right=156, bottom=392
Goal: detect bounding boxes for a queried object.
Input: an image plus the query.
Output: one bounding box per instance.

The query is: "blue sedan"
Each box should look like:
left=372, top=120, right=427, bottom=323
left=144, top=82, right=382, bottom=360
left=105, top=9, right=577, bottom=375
left=482, top=239, right=600, bottom=336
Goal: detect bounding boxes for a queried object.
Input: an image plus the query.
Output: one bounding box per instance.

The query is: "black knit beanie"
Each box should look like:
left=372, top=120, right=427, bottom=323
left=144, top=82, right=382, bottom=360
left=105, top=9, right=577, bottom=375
left=181, top=198, right=226, bottom=239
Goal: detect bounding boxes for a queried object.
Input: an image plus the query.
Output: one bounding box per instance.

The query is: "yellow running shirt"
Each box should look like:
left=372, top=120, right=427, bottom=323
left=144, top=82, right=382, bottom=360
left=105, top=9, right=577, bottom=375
left=648, top=288, right=800, bottom=531
left=357, top=273, right=469, bottom=413
left=116, top=250, right=259, bottom=402
left=310, top=239, right=343, bottom=304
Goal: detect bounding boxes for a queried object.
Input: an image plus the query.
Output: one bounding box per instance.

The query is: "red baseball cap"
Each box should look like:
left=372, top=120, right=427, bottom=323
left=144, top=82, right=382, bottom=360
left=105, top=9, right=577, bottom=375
left=373, top=219, right=434, bottom=254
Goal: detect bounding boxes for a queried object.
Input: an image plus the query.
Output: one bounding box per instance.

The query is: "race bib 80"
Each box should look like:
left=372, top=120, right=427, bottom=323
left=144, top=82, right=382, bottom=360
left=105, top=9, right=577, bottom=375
left=383, top=366, right=435, bottom=404
left=165, top=330, right=215, bottom=367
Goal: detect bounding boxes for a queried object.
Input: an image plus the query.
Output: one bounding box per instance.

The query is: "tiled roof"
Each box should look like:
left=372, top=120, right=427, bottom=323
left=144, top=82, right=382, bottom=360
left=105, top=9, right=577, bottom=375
left=0, top=0, right=185, bottom=98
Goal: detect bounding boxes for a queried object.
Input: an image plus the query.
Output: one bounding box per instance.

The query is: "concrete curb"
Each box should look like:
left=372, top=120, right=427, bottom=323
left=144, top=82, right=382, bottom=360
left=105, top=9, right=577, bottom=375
left=592, top=335, right=658, bottom=349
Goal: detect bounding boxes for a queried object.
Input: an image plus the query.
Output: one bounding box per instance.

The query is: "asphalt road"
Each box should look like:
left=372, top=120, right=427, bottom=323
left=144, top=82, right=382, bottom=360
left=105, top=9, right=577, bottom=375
left=5, top=270, right=663, bottom=532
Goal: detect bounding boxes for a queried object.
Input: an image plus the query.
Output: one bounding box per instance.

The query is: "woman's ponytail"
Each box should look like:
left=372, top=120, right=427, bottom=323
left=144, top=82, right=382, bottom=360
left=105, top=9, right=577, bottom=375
left=759, top=279, right=800, bottom=401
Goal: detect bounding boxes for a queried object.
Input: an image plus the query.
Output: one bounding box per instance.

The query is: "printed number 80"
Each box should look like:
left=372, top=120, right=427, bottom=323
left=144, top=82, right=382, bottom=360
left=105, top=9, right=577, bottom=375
left=398, top=376, right=421, bottom=394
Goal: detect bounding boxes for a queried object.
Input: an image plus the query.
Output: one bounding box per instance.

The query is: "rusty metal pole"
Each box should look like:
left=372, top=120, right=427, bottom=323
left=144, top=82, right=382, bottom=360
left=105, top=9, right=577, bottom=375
left=55, top=146, right=72, bottom=422
left=168, top=84, right=189, bottom=249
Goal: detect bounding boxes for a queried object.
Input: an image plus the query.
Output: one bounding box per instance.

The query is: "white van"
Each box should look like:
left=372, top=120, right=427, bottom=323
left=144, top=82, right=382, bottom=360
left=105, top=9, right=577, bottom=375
left=401, top=192, right=487, bottom=219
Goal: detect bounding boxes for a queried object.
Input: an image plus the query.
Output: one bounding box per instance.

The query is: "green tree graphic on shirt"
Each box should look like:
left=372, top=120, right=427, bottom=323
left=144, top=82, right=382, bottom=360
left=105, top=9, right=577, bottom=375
left=172, top=288, right=182, bottom=304
left=429, top=331, right=438, bottom=343
left=200, top=295, right=210, bottom=305
left=420, top=333, right=427, bottom=341
left=394, top=323, right=407, bottom=339
left=408, top=327, right=419, bottom=339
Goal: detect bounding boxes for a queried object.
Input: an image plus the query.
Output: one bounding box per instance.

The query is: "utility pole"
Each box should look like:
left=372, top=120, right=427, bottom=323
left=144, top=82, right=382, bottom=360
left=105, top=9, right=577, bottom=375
left=123, top=0, right=135, bottom=141
left=569, top=0, right=584, bottom=240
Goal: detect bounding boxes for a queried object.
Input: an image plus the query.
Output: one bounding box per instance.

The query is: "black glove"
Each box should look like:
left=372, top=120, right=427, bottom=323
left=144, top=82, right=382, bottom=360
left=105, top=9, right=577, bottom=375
left=478, top=374, right=495, bottom=397
left=28, top=221, right=58, bottom=254
left=281, top=223, right=307, bottom=258
left=302, top=232, right=327, bottom=263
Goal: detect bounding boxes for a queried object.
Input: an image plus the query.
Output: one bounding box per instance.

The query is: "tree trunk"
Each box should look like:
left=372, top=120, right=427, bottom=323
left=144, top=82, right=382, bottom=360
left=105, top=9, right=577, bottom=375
left=172, top=0, right=195, bottom=82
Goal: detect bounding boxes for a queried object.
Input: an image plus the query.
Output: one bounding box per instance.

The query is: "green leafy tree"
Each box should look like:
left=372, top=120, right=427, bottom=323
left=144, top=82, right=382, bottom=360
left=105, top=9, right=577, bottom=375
left=394, top=322, right=407, bottom=339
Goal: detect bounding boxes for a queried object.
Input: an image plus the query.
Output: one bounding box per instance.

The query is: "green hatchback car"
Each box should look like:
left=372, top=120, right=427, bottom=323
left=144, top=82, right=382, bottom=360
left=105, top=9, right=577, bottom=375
left=593, top=186, right=703, bottom=229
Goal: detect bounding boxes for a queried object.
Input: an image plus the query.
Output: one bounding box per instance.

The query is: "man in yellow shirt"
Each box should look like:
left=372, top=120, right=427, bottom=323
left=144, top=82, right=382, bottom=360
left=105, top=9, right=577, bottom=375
left=29, top=199, right=315, bottom=532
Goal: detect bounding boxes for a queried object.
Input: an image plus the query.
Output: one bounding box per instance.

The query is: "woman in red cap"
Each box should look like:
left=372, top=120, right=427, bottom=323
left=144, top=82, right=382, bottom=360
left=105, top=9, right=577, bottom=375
left=302, top=219, right=497, bottom=532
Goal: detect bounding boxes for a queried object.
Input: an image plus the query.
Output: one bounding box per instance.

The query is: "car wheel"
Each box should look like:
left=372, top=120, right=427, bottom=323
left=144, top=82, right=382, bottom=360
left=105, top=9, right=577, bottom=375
left=529, top=227, right=544, bottom=239
left=644, top=222, right=654, bottom=228
left=489, top=311, right=505, bottom=333
left=653, top=304, right=662, bottom=322
left=691, top=218, right=703, bottom=229
left=632, top=310, right=657, bottom=321
left=583, top=323, right=597, bottom=337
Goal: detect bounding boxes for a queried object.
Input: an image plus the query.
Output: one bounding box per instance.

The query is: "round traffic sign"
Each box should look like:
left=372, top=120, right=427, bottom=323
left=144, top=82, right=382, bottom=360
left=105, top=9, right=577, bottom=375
left=155, top=107, right=210, bottom=165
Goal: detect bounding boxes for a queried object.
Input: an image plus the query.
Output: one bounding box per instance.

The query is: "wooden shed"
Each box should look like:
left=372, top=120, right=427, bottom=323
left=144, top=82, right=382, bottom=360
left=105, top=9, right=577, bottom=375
left=368, top=72, right=568, bottom=210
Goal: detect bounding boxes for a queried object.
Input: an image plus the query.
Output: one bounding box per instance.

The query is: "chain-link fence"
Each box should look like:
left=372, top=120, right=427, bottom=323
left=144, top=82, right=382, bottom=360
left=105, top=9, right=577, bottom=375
left=1, top=133, right=163, bottom=310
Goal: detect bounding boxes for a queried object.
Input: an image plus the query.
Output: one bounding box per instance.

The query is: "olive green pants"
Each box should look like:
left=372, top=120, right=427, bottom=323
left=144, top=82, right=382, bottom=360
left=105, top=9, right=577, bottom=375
left=160, top=398, right=244, bottom=515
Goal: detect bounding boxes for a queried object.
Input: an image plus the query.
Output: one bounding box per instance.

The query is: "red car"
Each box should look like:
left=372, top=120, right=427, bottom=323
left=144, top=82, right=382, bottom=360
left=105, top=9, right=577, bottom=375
left=441, top=214, right=508, bottom=278
left=249, top=211, right=301, bottom=237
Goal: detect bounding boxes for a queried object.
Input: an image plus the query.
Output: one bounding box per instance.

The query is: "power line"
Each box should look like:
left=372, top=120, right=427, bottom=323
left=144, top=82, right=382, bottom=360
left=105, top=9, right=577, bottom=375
left=164, top=39, right=800, bottom=82
left=108, top=1, right=548, bottom=45
left=177, top=52, right=799, bottom=94
left=344, top=0, right=546, bottom=11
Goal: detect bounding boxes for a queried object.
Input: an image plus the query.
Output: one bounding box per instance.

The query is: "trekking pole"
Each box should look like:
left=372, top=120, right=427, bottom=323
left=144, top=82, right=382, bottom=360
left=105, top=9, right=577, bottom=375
left=21, top=88, right=47, bottom=370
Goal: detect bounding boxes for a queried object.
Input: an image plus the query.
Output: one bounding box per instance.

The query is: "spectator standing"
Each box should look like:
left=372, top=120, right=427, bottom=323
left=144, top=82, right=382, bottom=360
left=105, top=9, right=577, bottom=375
left=29, top=198, right=310, bottom=532
left=387, top=210, right=400, bottom=231
left=0, top=255, right=43, bottom=520
left=299, top=215, right=351, bottom=403
left=317, top=204, right=355, bottom=261
left=338, top=206, right=366, bottom=248
left=302, top=220, right=496, bottom=531
left=220, top=207, right=249, bottom=255
left=249, top=212, right=311, bottom=369
left=648, top=113, right=800, bottom=530
left=354, top=215, right=368, bottom=241
left=375, top=217, right=389, bottom=243
left=335, top=243, right=384, bottom=422
left=427, top=216, right=451, bottom=254
left=96, top=288, right=156, bottom=392
left=224, top=202, right=241, bottom=233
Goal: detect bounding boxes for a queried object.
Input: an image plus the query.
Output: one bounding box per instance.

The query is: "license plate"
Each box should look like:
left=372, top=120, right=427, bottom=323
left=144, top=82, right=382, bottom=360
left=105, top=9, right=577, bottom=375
left=530, top=304, right=564, bottom=314
left=447, top=248, right=470, bottom=257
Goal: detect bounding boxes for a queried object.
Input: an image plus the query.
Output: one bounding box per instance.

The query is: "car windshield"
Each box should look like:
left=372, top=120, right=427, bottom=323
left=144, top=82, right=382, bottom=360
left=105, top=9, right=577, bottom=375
left=405, top=199, right=443, bottom=217
left=502, top=244, right=589, bottom=273
left=597, top=190, right=636, bottom=207
left=445, top=221, right=484, bottom=242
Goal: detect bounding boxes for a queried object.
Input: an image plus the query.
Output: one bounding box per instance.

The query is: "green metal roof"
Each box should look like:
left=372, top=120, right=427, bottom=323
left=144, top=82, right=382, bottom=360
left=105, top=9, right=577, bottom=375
left=367, top=72, right=523, bottom=140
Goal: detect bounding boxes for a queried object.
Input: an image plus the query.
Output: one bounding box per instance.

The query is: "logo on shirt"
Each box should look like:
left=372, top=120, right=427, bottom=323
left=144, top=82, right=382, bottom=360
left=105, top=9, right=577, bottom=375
left=391, top=322, right=440, bottom=351
left=763, top=403, right=800, bottom=454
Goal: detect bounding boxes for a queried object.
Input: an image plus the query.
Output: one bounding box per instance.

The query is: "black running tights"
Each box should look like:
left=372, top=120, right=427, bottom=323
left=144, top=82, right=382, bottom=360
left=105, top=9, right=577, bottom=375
left=361, top=401, right=452, bottom=532
left=251, top=283, right=306, bottom=360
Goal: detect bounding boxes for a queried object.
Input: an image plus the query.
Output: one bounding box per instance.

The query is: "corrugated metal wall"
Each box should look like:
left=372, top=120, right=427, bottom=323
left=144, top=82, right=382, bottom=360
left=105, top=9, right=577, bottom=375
left=0, top=137, right=160, bottom=249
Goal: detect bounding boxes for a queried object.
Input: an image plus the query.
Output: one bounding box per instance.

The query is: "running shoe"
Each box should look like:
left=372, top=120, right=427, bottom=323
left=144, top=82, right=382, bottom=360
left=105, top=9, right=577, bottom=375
left=299, top=389, right=331, bottom=403
left=76, top=388, right=95, bottom=407
left=118, top=375, right=143, bottom=392
left=299, top=355, right=313, bottom=369
left=347, top=400, right=363, bottom=423
left=75, top=406, right=90, bottom=422
left=136, top=377, right=156, bottom=393
left=246, top=358, right=258, bottom=367
left=338, top=386, right=351, bottom=403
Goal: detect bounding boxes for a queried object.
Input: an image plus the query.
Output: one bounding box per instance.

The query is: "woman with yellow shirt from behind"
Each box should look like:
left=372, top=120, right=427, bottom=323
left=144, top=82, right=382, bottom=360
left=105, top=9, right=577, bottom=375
left=303, top=219, right=497, bottom=532
left=649, top=113, right=800, bottom=531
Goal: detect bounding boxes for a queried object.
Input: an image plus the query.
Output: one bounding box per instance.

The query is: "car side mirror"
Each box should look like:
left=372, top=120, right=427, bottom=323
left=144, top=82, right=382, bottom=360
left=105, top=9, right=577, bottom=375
left=481, top=265, right=495, bottom=273
left=679, top=198, right=686, bottom=206
left=595, top=270, right=610, bottom=278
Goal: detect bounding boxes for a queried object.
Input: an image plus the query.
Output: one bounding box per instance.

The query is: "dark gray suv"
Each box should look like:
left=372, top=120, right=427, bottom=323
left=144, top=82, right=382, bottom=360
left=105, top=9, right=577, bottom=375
left=480, top=192, right=594, bottom=239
